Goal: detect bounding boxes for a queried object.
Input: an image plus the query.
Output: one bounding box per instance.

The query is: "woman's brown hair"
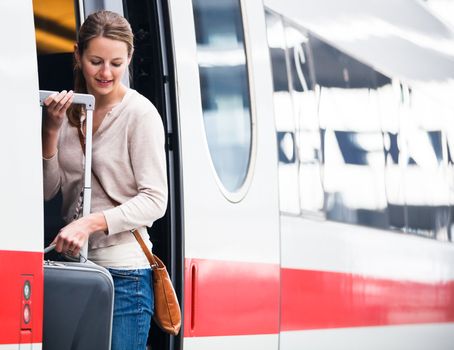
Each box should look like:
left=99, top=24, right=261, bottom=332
left=68, top=10, right=134, bottom=126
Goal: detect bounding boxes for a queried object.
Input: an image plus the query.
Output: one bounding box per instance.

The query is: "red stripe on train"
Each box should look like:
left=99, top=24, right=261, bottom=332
left=0, top=250, right=43, bottom=345
left=184, top=258, right=280, bottom=337
left=184, top=259, right=454, bottom=337
left=281, top=268, right=454, bottom=330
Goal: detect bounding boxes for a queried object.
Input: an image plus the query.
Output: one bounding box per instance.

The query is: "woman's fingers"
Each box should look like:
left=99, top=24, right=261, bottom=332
left=66, top=238, right=81, bottom=255
left=52, top=220, right=88, bottom=256
left=43, top=90, right=74, bottom=132
left=69, top=245, right=81, bottom=257
left=44, top=90, right=66, bottom=109
left=52, top=234, right=64, bottom=253
left=55, top=90, right=74, bottom=112
left=62, top=91, right=74, bottom=111
left=43, top=92, right=58, bottom=107
left=44, top=90, right=74, bottom=112
left=53, top=234, right=82, bottom=256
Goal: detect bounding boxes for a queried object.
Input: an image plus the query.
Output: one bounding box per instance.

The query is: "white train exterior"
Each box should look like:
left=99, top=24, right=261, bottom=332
left=1, top=0, right=454, bottom=349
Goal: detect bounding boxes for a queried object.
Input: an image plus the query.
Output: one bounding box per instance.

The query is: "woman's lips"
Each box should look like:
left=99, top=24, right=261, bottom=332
left=95, top=79, right=113, bottom=87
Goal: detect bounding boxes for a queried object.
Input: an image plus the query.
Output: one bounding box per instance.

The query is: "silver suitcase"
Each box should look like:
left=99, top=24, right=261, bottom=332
left=43, top=261, right=114, bottom=350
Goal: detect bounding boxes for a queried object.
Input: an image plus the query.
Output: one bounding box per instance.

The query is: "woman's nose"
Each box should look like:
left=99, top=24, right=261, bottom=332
left=99, top=63, right=112, bottom=76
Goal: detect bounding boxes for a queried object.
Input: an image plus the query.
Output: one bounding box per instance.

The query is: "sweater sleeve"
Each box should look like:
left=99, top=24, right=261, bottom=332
left=43, top=152, right=61, bottom=201
left=102, top=108, right=168, bottom=234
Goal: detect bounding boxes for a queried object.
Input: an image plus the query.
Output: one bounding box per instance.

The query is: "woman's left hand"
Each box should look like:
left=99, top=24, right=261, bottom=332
left=52, top=212, right=107, bottom=257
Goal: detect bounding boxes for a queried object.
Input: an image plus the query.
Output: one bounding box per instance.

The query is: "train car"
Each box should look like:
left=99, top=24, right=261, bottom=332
left=0, top=1, right=44, bottom=349
left=1, top=0, right=454, bottom=349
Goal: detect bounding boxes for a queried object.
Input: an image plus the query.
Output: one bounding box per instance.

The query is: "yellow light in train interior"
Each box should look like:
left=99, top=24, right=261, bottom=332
left=33, top=0, right=77, bottom=54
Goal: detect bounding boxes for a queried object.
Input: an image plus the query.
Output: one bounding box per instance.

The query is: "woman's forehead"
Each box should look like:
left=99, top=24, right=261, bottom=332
left=84, top=36, right=129, bottom=57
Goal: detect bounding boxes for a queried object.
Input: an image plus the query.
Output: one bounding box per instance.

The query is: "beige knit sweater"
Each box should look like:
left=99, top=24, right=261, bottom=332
left=43, top=89, right=168, bottom=267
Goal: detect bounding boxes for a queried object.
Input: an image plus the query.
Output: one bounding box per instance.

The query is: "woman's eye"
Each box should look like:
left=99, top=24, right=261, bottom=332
left=91, top=61, right=101, bottom=65
left=112, top=62, right=122, bottom=67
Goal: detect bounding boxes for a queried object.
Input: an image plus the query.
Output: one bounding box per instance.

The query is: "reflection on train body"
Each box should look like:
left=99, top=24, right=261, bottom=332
left=267, top=9, right=454, bottom=240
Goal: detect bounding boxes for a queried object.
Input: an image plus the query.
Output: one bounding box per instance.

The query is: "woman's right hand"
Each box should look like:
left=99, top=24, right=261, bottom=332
left=43, top=90, right=74, bottom=133
left=42, top=90, right=73, bottom=159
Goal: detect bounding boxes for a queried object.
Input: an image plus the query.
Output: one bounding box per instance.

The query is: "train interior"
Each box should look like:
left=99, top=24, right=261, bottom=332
left=34, top=0, right=181, bottom=349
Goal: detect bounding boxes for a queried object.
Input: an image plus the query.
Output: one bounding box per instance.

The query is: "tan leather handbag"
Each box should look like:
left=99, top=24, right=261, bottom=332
left=131, top=230, right=182, bottom=335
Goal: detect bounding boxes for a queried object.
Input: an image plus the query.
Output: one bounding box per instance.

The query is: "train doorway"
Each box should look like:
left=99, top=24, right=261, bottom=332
left=33, top=0, right=183, bottom=349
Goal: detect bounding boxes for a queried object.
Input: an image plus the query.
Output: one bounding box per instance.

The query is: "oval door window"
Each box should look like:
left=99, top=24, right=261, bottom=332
left=192, top=0, right=253, bottom=195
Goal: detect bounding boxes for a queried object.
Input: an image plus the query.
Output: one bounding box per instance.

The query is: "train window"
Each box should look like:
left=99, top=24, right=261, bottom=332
left=377, top=77, right=407, bottom=231
left=311, top=36, right=390, bottom=229
left=192, top=0, right=253, bottom=197
left=265, top=11, right=301, bottom=214
left=402, top=87, right=451, bottom=240
left=284, top=24, right=324, bottom=214
left=265, top=12, right=454, bottom=242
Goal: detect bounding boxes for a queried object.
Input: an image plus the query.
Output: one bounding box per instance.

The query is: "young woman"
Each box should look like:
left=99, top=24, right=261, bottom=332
left=42, top=10, right=167, bottom=350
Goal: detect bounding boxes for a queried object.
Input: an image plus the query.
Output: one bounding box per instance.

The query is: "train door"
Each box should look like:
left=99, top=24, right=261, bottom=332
left=120, top=1, right=183, bottom=349
left=167, top=0, right=280, bottom=348
left=0, top=2, right=43, bottom=349
left=34, top=0, right=180, bottom=349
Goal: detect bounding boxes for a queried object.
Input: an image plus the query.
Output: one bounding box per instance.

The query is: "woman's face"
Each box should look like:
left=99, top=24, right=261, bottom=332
left=78, top=36, right=130, bottom=99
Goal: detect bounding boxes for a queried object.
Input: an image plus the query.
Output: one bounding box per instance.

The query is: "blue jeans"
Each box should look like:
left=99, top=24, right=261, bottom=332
left=108, top=268, right=154, bottom=350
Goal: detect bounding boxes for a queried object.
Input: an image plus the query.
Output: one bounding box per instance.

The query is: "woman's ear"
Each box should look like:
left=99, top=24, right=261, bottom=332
left=74, top=44, right=81, bottom=68
left=128, top=49, right=134, bottom=65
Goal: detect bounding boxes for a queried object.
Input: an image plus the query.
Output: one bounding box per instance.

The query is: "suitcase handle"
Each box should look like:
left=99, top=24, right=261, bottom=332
left=40, top=90, right=95, bottom=262
left=39, top=90, right=95, bottom=110
left=44, top=244, right=56, bottom=254
left=44, top=243, right=88, bottom=263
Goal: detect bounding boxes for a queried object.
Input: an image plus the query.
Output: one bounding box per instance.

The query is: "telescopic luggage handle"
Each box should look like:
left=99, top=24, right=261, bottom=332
left=40, top=90, right=95, bottom=262
left=39, top=90, right=95, bottom=110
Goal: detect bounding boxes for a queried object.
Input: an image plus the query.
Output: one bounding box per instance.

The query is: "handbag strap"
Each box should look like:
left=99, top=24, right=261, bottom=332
left=77, top=127, right=158, bottom=269
left=131, top=229, right=159, bottom=269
